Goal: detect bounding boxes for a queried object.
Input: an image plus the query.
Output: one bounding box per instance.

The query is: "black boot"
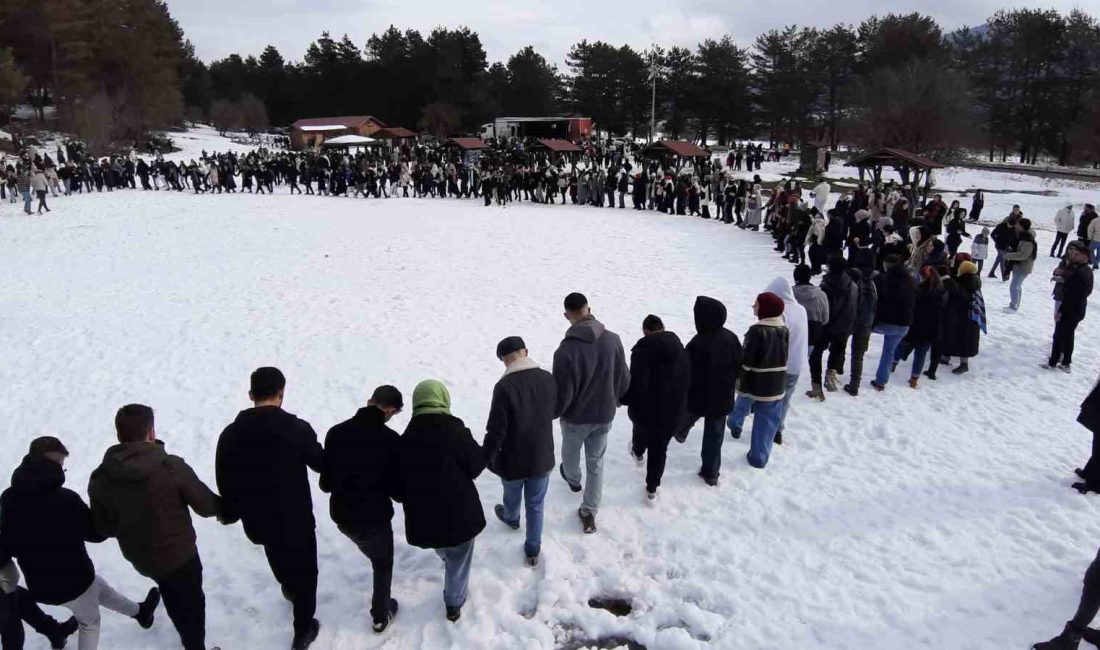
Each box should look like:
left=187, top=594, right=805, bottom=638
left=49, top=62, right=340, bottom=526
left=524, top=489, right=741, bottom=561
left=292, top=619, right=321, bottom=649
left=1033, top=622, right=1081, bottom=650
left=134, top=588, right=160, bottom=629
left=48, top=617, right=79, bottom=650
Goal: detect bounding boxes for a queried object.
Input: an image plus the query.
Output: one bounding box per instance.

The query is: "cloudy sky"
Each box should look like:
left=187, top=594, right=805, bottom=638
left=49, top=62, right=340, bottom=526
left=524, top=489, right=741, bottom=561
left=166, top=0, right=1093, bottom=66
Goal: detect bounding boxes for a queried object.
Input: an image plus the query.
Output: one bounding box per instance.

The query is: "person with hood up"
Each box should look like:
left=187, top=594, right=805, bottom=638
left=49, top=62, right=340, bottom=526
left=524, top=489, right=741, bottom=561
left=553, top=293, right=630, bottom=534
left=727, top=293, right=790, bottom=469
left=684, top=297, right=743, bottom=486
left=320, top=386, right=404, bottom=633
left=971, top=227, right=990, bottom=274
left=1053, top=204, right=1076, bottom=258
left=484, top=337, right=557, bottom=565
left=869, top=254, right=917, bottom=390
left=807, top=210, right=828, bottom=275
left=623, top=316, right=691, bottom=501
left=215, top=367, right=324, bottom=650
left=394, top=381, right=485, bottom=623
left=764, top=275, right=808, bottom=445
left=0, top=437, right=160, bottom=650
left=1004, top=218, right=1038, bottom=313
left=808, top=254, right=857, bottom=399
left=88, top=405, right=221, bottom=650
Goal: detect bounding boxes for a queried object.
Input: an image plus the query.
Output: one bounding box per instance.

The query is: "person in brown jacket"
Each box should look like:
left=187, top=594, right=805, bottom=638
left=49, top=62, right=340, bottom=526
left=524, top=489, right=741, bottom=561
left=88, top=405, right=221, bottom=650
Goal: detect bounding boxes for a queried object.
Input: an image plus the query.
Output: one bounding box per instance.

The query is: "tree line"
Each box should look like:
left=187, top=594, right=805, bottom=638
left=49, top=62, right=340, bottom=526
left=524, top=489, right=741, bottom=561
left=0, top=6, right=1099, bottom=165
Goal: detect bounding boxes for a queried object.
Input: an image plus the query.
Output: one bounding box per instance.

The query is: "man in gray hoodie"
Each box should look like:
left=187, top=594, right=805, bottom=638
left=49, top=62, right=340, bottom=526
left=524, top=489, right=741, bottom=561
left=553, top=293, right=630, bottom=534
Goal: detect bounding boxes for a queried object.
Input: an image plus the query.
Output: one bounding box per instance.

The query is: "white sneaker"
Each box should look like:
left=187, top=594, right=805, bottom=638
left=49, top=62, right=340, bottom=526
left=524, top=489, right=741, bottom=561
left=645, top=489, right=658, bottom=505
left=629, top=442, right=644, bottom=467
left=1059, top=364, right=1072, bottom=374
left=1002, top=306, right=1017, bottom=314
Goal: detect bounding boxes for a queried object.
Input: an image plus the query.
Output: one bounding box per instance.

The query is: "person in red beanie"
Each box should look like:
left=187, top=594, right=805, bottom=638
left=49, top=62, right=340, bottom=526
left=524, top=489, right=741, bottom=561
left=726, top=293, right=790, bottom=469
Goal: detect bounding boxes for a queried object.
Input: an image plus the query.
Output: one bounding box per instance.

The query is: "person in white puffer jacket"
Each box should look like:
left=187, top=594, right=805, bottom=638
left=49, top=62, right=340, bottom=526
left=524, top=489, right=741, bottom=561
left=1052, top=204, right=1076, bottom=258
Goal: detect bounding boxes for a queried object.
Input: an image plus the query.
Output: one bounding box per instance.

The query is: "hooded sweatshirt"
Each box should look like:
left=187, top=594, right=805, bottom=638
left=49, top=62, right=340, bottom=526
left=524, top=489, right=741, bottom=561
left=0, top=454, right=104, bottom=605
left=1055, top=207, right=1076, bottom=234
left=765, top=277, right=808, bottom=377
left=685, top=297, right=744, bottom=418
left=553, top=315, right=630, bottom=424
left=88, top=442, right=220, bottom=578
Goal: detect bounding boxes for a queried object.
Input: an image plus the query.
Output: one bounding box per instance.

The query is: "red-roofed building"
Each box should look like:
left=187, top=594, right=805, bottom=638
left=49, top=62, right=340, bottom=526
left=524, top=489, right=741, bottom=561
left=290, top=115, right=387, bottom=150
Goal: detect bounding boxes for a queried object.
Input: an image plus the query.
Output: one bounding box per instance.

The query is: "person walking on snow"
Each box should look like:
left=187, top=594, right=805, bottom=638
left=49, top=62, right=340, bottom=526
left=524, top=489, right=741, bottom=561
left=764, top=275, right=808, bottom=445
left=1044, top=241, right=1094, bottom=373
left=726, top=293, right=790, bottom=469
left=869, top=254, right=917, bottom=391
left=553, top=293, right=630, bottom=534
left=1054, top=204, right=1076, bottom=258
left=484, top=337, right=558, bottom=565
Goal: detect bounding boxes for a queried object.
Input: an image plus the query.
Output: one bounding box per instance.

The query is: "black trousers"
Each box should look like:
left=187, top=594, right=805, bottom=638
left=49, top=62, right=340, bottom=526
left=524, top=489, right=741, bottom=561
left=1071, top=548, right=1100, bottom=628
left=631, top=425, right=674, bottom=493
left=1052, top=231, right=1069, bottom=257
left=264, top=533, right=318, bottom=636
left=1050, top=317, right=1082, bottom=367
left=0, top=587, right=63, bottom=650
left=809, top=331, right=850, bottom=385
left=338, top=523, right=394, bottom=623
left=154, top=554, right=205, bottom=650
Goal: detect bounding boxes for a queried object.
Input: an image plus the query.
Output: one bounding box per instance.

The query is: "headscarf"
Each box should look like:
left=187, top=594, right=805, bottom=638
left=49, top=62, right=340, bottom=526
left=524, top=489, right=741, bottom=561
left=412, top=380, right=451, bottom=417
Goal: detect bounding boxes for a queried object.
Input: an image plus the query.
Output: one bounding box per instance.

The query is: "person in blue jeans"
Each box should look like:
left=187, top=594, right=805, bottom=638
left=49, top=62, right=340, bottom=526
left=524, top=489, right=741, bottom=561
left=484, top=337, right=558, bottom=566
left=891, top=267, right=946, bottom=389
left=685, top=297, right=743, bottom=486
left=727, top=293, right=789, bottom=469
left=870, top=255, right=917, bottom=391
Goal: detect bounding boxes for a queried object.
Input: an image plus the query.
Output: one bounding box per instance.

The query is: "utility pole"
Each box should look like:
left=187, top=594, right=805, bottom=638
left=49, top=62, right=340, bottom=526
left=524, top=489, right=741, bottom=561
left=649, top=51, right=657, bottom=144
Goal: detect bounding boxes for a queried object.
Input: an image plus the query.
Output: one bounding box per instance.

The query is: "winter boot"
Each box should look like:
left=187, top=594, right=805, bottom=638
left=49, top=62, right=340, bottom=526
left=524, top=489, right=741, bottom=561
left=1032, top=622, right=1082, bottom=650
left=292, top=619, right=321, bottom=649
left=446, top=606, right=462, bottom=623
left=774, top=431, right=783, bottom=445
left=578, top=508, right=597, bottom=534
left=372, top=600, right=399, bottom=634
left=908, top=377, right=919, bottom=389
left=843, top=383, right=859, bottom=397
left=806, top=384, right=825, bottom=401
left=824, top=370, right=839, bottom=392
left=134, top=588, right=160, bottom=629
left=559, top=464, right=581, bottom=493
left=48, top=617, right=79, bottom=650
left=952, top=362, right=970, bottom=375
left=923, top=369, right=937, bottom=381
left=494, top=505, right=520, bottom=530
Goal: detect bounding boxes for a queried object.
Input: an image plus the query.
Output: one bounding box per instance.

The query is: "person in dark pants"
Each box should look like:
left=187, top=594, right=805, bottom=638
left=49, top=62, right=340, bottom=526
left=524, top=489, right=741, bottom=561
left=484, top=337, right=558, bottom=565
left=0, top=561, right=77, bottom=650
left=1070, top=374, right=1100, bottom=495
left=88, top=404, right=221, bottom=650
left=685, top=297, right=743, bottom=487
left=807, top=254, right=857, bottom=400
left=1032, top=546, right=1100, bottom=648
left=216, top=367, right=325, bottom=650
left=622, top=316, right=691, bottom=501
left=1046, top=242, right=1094, bottom=373
left=320, top=386, right=403, bottom=633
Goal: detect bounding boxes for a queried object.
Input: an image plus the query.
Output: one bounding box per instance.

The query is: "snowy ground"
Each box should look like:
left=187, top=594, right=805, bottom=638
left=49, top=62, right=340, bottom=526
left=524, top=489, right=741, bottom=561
left=1, top=133, right=1100, bottom=650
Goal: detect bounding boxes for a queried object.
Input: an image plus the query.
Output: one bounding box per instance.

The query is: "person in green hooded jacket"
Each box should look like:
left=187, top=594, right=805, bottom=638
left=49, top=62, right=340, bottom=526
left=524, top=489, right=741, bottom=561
left=394, top=380, right=485, bottom=623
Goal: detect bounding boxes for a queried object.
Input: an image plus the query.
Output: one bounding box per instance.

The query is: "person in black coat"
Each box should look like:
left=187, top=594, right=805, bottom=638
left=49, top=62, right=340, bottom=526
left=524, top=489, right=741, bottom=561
left=622, top=315, right=691, bottom=500
left=0, top=560, right=77, bottom=650
left=685, top=297, right=743, bottom=486
left=891, top=267, right=946, bottom=388
left=320, top=386, right=403, bottom=633
left=1072, top=375, right=1100, bottom=494
left=484, top=337, right=557, bottom=565
left=870, top=255, right=918, bottom=390
left=809, top=254, right=858, bottom=398
left=215, top=367, right=324, bottom=649
left=941, top=262, right=985, bottom=375
left=1048, top=242, right=1095, bottom=372
left=0, top=438, right=158, bottom=650
left=395, top=380, right=485, bottom=623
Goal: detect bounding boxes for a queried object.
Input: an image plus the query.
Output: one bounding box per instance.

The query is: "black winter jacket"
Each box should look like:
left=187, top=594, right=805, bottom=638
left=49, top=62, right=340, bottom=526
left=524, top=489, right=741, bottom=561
left=483, top=361, right=558, bottom=481
left=320, top=406, right=399, bottom=532
left=821, top=270, right=858, bottom=335
left=623, top=331, right=691, bottom=432
left=396, top=413, right=486, bottom=549
left=685, top=297, right=743, bottom=418
left=738, top=319, right=789, bottom=402
left=875, top=265, right=917, bottom=327
left=0, top=455, right=105, bottom=605
left=1059, top=262, right=1094, bottom=324
left=904, top=285, right=946, bottom=344
left=215, top=406, right=324, bottom=545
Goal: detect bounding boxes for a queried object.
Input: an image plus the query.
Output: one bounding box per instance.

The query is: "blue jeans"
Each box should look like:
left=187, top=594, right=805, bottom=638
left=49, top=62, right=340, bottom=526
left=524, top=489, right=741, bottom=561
left=746, top=399, right=782, bottom=468
left=1009, top=270, right=1030, bottom=309
left=873, top=324, right=910, bottom=385
left=500, top=475, right=549, bottom=557
left=1091, top=242, right=1100, bottom=270
left=777, top=373, right=799, bottom=432
left=560, top=421, right=610, bottom=515
left=907, top=342, right=931, bottom=378
left=21, top=190, right=31, bottom=213
left=700, top=416, right=727, bottom=480
left=727, top=395, right=753, bottom=433
left=435, top=538, right=475, bottom=609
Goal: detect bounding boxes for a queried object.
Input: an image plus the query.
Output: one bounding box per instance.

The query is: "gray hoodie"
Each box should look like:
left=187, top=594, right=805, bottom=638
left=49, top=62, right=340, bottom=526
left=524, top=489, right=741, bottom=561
left=552, top=316, right=630, bottom=424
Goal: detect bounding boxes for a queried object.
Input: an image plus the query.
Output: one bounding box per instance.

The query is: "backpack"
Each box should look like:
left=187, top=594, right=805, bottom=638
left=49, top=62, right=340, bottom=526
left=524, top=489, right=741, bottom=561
left=854, top=272, right=879, bottom=330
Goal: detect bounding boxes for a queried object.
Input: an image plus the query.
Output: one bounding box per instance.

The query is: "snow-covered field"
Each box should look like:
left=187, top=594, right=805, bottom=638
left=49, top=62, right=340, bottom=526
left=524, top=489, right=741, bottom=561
left=1, top=133, right=1100, bottom=650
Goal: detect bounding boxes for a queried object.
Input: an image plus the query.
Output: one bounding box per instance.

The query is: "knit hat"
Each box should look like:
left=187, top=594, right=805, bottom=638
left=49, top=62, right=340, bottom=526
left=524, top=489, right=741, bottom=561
left=756, top=292, right=785, bottom=319
left=958, top=261, right=979, bottom=277
left=495, top=336, right=526, bottom=359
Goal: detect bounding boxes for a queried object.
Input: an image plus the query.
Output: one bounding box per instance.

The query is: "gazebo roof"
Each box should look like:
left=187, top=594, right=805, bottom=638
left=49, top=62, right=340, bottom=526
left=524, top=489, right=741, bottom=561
left=449, top=137, right=488, bottom=150
left=642, top=140, right=709, bottom=158
left=375, top=127, right=418, bottom=139
left=846, top=147, right=944, bottom=170
left=533, top=139, right=583, bottom=153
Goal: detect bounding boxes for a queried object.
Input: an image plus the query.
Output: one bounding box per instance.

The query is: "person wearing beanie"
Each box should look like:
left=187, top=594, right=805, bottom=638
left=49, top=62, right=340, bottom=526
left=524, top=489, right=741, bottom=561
left=484, top=337, right=557, bottom=565
left=320, top=386, right=404, bottom=633
left=684, top=297, right=743, bottom=487
left=727, top=293, right=790, bottom=469
left=1004, top=217, right=1038, bottom=313
left=869, top=254, right=917, bottom=391
left=395, top=381, right=485, bottom=623
left=215, top=367, right=325, bottom=649
left=553, top=293, right=630, bottom=535
left=622, top=315, right=691, bottom=501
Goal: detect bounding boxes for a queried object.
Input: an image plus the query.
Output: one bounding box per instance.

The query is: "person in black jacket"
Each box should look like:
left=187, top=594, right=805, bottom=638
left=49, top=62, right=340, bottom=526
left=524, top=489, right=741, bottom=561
left=870, top=255, right=918, bottom=390
left=484, top=337, right=557, bottom=566
left=1047, top=242, right=1095, bottom=372
left=215, top=367, right=324, bottom=650
left=320, top=385, right=403, bottom=633
left=890, top=267, right=946, bottom=389
left=395, top=380, right=485, bottom=623
left=0, top=438, right=159, bottom=650
left=808, top=254, right=857, bottom=399
left=685, top=297, right=743, bottom=487
left=622, top=316, right=691, bottom=501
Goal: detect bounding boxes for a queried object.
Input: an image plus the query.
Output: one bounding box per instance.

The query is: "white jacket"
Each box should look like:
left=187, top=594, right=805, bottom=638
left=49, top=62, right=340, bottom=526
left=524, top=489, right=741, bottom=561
left=765, top=276, right=808, bottom=378
left=1054, top=207, right=1076, bottom=234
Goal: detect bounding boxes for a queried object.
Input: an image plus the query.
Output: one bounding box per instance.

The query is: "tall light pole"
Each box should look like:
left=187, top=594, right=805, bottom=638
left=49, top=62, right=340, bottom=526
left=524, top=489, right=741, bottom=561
left=649, top=51, right=657, bottom=144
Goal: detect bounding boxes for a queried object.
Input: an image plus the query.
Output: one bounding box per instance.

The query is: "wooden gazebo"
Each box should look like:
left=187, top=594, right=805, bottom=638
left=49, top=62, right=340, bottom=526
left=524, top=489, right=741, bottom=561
left=641, top=140, right=710, bottom=173
left=846, top=147, right=945, bottom=216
